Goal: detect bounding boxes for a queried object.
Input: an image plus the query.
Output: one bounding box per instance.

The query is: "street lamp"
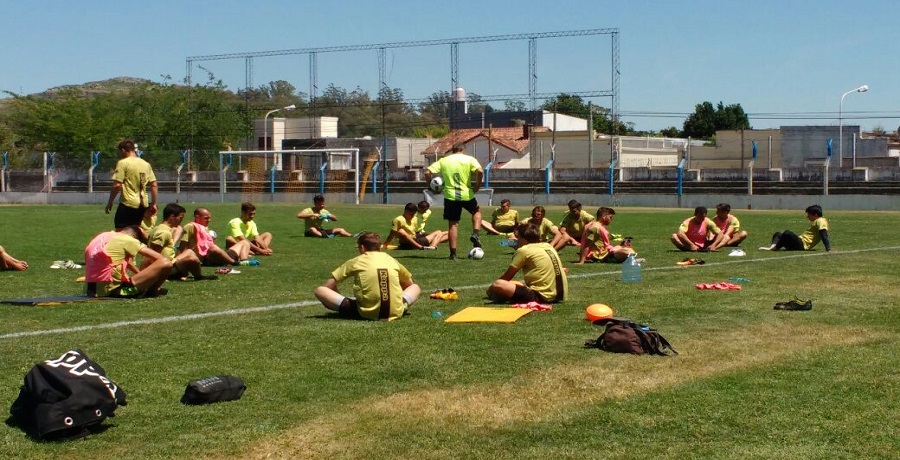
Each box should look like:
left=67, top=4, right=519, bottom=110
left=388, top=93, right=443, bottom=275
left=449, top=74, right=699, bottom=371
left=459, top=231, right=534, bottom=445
left=839, top=85, right=868, bottom=168
left=263, top=104, right=297, bottom=151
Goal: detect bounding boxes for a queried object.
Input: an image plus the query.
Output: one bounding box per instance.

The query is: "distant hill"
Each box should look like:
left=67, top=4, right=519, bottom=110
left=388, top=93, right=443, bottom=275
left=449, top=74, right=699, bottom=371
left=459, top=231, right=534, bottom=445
left=40, top=76, right=157, bottom=98
left=0, top=77, right=159, bottom=113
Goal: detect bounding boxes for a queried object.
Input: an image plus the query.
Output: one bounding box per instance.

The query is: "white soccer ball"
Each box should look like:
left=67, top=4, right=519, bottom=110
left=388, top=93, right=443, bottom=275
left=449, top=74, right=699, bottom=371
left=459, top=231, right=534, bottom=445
left=208, top=230, right=217, bottom=239
left=429, top=176, right=444, bottom=194
left=468, top=247, right=485, bottom=260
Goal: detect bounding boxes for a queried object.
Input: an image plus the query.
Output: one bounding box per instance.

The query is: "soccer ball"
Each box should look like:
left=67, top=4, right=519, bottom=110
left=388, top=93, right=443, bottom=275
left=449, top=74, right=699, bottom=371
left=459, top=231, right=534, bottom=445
left=468, top=247, right=485, bottom=260
left=429, top=176, right=444, bottom=194
left=208, top=230, right=217, bottom=239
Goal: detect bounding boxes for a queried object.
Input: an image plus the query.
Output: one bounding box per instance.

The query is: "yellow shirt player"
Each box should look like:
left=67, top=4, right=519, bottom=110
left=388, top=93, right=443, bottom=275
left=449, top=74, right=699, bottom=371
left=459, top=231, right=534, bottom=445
left=709, top=203, right=749, bottom=250
left=424, top=145, right=484, bottom=259
left=481, top=199, right=520, bottom=235
left=296, top=195, right=351, bottom=238
left=760, top=205, right=832, bottom=252
left=553, top=200, right=594, bottom=251
left=487, top=222, right=568, bottom=304
left=314, top=232, right=421, bottom=321
left=105, top=139, right=158, bottom=230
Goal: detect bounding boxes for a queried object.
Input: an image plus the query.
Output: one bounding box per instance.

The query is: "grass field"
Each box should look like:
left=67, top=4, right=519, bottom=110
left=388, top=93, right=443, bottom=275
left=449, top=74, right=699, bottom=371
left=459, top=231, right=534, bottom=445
left=1, top=202, right=898, bottom=459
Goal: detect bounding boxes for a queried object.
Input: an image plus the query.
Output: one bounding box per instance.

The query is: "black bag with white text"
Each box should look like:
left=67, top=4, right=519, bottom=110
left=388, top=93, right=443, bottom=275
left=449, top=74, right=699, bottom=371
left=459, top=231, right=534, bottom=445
left=181, top=375, right=246, bottom=405
left=9, top=349, right=127, bottom=440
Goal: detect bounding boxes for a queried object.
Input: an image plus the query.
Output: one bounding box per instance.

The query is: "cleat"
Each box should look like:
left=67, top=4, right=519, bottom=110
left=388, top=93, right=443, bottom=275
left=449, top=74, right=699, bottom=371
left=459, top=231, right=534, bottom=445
left=774, top=297, right=812, bottom=311
left=470, top=234, right=483, bottom=248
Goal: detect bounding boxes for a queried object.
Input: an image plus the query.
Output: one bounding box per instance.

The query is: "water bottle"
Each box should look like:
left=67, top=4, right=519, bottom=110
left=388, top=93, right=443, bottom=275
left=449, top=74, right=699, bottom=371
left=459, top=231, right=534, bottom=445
left=621, top=253, right=642, bottom=283
left=239, top=259, right=261, bottom=266
left=500, top=238, right=518, bottom=247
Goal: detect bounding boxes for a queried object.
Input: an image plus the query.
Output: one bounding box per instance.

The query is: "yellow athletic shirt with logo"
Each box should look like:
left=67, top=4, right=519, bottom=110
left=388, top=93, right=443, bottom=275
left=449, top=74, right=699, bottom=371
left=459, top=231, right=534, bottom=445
left=331, top=251, right=412, bottom=321
left=509, top=242, right=567, bottom=302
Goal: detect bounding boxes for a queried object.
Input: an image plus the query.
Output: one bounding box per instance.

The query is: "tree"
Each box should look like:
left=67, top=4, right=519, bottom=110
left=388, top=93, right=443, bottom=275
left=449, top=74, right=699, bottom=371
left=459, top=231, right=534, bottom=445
left=504, top=99, right=526, bottom=112
left=682, top=101, right=750, bottom=139
left=541, top=93, right=632, bottom=135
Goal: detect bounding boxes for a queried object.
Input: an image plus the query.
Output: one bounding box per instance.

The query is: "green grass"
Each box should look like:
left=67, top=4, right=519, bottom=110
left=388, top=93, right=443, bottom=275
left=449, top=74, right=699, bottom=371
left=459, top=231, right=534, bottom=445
left=1, top=203, right=898, bottom=459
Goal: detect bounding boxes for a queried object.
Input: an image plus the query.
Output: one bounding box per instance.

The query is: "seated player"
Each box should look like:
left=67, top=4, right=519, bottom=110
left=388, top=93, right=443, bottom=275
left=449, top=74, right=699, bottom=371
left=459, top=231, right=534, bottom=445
left=487, top=222, right=568, bottom=304
left=0, top=245, right=28, bottom=271
left=146, top=203, right=217, bottom=280
left=381, top=203, right=444, bottom=250
left=552, top=199, right=595, bottom=251
left=414, top=200, right=448, bottom=245
left=297, top=194, right=352, bottom=238
left=759, top=205, right=832, bottom=252
left=708, top=203, right=748, bottom=251
left=226, top=201, right=273, bottom=255
left=577, top=207, right=635, bottom=264
left=180, top=207, right=252, bottom=265
left=671, top=206, right=723, bottom=252
left=527, top=206, right=561, bottom=243
left=481, top=199, right=520, bottom=236
left=84, top=226, right=172, bottom=298
left=313, top=232, right=421, bottom=321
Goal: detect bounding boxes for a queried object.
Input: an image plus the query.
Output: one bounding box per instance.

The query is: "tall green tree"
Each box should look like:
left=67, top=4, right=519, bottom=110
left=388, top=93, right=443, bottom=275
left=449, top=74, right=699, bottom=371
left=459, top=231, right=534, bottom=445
left=682, top=101, right=750, bottom=139
left=541, top=93, right=632, bottom=135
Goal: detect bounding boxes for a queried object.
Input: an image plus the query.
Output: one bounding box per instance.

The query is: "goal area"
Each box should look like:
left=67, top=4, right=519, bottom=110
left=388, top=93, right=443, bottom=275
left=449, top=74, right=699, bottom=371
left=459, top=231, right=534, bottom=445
left=216, top=148, right=362, bottom=203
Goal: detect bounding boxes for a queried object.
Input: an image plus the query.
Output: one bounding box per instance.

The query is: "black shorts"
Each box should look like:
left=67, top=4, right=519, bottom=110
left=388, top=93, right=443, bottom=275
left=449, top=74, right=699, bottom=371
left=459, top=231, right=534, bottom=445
left=337, top=298, right=365, bottom=320
left=114, top=204, right=146, bottom=229
left=399, top=234, right=431, bottom=250
left=495, top=224, right=517, bottom=233
left=510, top=284, right=549, bottom=304
left=443, top=199, right=480, bottom=222
left=305, top=228, right=333, bottom=238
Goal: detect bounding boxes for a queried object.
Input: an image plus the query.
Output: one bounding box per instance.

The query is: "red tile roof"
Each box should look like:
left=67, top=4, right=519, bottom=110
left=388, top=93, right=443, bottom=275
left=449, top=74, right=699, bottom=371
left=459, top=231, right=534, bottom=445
left=421, top=127, right=549, bottom=155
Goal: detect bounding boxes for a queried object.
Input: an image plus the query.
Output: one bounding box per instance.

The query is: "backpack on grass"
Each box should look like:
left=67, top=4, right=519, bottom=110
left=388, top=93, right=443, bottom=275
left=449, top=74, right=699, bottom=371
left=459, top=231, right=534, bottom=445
left=584, top=318, right=677, bottom=356
left=181, top=375, right=246, bottom=405
left=9, top=349, right=127, bottom=440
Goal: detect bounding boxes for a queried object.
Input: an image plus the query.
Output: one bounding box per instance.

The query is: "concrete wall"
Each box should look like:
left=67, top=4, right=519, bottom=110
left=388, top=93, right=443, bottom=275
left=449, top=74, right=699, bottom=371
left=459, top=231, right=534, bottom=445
left=6, top=190, right=899, bottom=211
left=690, top=129, right=782, bottom=169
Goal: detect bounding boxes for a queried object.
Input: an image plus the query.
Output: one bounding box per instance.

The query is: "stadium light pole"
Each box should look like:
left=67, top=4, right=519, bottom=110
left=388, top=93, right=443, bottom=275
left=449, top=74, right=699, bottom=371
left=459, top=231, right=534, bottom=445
left=839, top=85, right=868, bottom=168
left=263, top=104, right=297, bottom=151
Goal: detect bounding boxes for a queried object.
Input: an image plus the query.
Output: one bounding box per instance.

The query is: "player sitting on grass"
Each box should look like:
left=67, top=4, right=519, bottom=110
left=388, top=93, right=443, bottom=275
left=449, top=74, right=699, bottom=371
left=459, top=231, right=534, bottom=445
left=414, top=200, right=448, bottom=245
left=487, top=222, right=568, bottom=304
left=577, top=207, right=635, bottom=264
left=481, top=199, right=520, bottom=236
left=708, top=203, right=748, bottom=251
left=759, top=204, right=832, bottom=252
left=85, top=226, right=172, bottom=298
left=180, top=208, right=252, bottom=266
left=381, top=203, right=444, bottom=250
left=297, top=194, right=352, bottom=238
left=314, top=232, right=421, bottom=321
left=146, top=203, right=217, bottom=281
left=0, top=245, right=28, bottom=271
left=526, top=206, right=561, bottom=243
left=671, top=206, right=724, bottom=252
left=226, top=201, right=273, bottom=255
left=552, top=199, right=595, bottom=252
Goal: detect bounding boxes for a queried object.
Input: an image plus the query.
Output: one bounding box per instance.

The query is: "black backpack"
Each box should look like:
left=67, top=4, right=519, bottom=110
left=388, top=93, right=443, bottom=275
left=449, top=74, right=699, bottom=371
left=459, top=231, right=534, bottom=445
left=181, top=375, right=246, bottom=405
left=9, top=349, right=127, bottom=440
left=585, top=318, right=678, bottom=356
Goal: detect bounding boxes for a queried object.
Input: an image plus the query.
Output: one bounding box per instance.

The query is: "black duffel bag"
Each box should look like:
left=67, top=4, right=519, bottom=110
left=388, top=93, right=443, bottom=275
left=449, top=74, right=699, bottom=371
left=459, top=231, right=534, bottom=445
left=9, top=349, right=127, bottom=440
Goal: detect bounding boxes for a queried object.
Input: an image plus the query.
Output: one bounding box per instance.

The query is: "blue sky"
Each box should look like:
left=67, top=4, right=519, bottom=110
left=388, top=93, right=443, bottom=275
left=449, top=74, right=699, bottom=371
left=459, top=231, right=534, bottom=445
left=2, top=0, right=897, bottom=133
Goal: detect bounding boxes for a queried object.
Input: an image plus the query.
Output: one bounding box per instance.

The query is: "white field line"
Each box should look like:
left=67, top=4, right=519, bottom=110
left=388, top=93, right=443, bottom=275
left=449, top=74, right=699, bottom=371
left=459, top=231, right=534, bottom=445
left=3, top=246, right=897, bottom=340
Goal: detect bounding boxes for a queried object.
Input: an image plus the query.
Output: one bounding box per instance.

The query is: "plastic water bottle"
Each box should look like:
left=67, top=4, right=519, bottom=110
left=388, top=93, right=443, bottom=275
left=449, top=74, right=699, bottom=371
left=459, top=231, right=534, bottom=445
left=239, top=259, right=261, bottom=266
left=500, top=238, right=518, bottom=247
left=431, top=311, right=443, bottom=319
left=621, top=253, right=642, bottom=283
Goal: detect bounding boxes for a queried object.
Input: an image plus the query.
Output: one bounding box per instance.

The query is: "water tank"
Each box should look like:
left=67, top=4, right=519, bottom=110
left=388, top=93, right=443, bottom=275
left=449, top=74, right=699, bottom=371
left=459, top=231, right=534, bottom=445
left=453, top=87, right=466, bottom=102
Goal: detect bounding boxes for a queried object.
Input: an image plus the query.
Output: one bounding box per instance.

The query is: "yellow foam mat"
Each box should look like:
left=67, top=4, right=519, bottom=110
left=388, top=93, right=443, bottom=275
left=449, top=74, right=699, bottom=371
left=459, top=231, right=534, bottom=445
left=444, top=307, right=532, bottom=323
